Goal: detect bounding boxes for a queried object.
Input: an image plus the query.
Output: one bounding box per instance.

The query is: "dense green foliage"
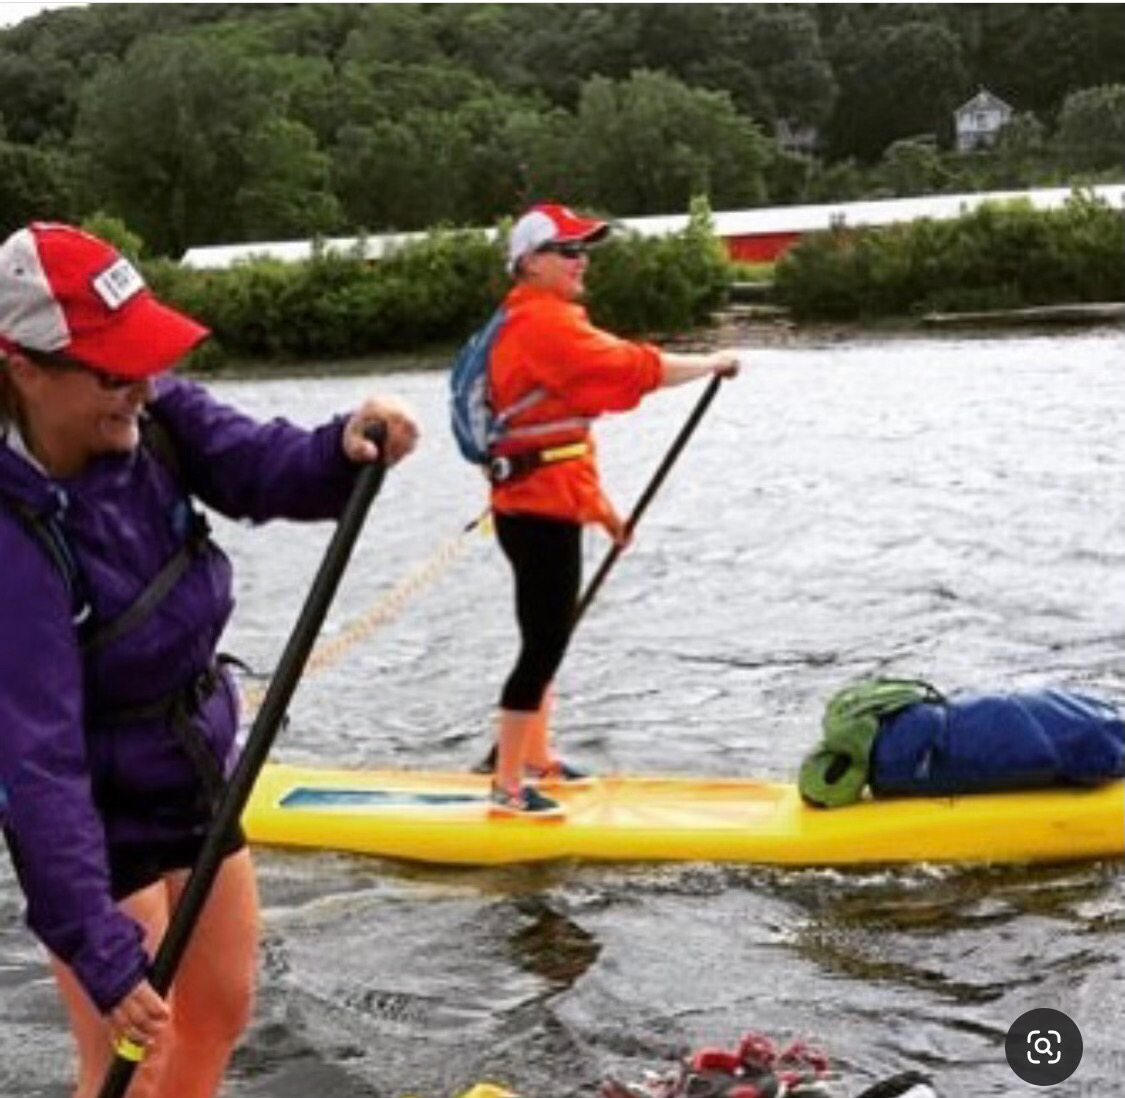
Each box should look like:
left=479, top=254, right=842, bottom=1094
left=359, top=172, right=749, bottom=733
left=773, top=192, right=1125, bottom=320
left=141, top=200, right=730, bottom=366
left=1, top=4, right=1122, bottom=255
left=585, top=196, right=732, bottom=334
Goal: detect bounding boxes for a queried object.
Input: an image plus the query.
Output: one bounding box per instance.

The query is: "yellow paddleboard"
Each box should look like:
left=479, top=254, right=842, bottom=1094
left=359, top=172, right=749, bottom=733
left=403, top=1085, right=514, bottom=1098
left=243, top=763, right=1124, bottom=867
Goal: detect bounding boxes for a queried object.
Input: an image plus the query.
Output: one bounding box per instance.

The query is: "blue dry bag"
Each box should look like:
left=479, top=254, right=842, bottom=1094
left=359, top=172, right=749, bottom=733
left=872, top=688, right=1125, bottom=796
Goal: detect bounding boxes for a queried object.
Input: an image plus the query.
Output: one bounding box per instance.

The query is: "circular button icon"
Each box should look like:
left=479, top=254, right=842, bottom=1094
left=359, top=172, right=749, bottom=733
left=1005, top=1007, right=1083, bottom=1086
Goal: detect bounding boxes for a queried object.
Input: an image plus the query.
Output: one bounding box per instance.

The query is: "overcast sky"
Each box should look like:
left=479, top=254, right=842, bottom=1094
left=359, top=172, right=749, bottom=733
left=0, top=2, right=89, bottom=28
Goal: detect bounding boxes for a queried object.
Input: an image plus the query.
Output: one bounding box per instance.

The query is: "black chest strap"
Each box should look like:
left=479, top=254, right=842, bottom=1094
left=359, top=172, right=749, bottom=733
left=81, top=508, right=212, bottom=656
left=2, top=492, right=92, bottom=631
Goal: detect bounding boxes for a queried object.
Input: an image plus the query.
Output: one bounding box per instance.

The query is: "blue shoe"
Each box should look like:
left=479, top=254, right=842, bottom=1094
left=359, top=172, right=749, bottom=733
left=524, top=759, right=594, bottom=787
left=488, top=784, right=565, bottom=819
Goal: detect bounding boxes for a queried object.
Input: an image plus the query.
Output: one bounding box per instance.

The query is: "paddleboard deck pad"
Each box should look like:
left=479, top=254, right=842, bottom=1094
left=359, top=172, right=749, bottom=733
left=243, top=764, right=1124, bottom=867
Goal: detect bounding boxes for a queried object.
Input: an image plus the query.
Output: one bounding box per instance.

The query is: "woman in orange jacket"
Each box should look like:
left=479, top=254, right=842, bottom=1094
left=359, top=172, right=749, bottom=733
left=487, top=203, right=740, bottom=818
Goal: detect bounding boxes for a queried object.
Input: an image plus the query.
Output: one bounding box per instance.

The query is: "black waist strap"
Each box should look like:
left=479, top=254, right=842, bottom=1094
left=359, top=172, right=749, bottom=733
left=95, top=660, right=230, bottom=809
left=489, top=441, right=590, bottom=484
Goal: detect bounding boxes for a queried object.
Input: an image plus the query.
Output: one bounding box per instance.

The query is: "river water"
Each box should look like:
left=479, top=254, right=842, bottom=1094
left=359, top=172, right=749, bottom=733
left=2, top=330, right=1122, bottom=1097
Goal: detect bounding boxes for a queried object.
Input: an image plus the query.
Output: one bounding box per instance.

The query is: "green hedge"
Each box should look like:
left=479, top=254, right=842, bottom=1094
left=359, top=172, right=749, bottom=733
left=586, top=197, right=733, bottom=335
left=143, top=200, right=731, bottom=370
left=773, top=191, right=1125, bottom=321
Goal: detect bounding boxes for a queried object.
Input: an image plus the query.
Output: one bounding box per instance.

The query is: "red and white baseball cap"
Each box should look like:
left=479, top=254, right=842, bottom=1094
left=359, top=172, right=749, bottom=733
left=507, top=203, right=610, bottom=273
left=0, top=222, right=209, bottom=379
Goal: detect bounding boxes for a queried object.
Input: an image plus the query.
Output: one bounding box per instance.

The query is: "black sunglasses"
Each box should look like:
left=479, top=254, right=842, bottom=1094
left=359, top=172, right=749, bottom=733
left=21, top=348, right=137, bottom=391
left=535, top=241, right=589, bottom=260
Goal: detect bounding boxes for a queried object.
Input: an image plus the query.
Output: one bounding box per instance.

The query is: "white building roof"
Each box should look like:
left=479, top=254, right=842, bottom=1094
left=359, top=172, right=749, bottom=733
left=180, top=184, right=1125, bottom=270
left=955, top=89, right=1014, bottom=118
left=179, top=229, right=472, bottom=270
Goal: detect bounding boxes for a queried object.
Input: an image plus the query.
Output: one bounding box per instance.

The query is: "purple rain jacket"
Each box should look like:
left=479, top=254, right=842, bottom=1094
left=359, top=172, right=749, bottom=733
left=0, top=376, right=360, bottom=1012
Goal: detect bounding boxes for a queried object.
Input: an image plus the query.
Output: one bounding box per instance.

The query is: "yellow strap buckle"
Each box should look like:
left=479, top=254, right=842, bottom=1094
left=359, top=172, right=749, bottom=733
left=538, top=442, right=589, bottom=464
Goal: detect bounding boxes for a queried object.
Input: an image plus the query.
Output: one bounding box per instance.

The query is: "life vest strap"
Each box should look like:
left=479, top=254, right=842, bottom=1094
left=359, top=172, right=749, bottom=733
left=82, top=509, right=213, bottom=656
left=488, top=441, right=590, bottom=484
left=94, top=659, right=235, bottom=809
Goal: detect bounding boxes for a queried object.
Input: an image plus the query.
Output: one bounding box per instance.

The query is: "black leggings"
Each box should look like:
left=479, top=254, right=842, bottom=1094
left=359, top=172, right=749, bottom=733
left=495, top=512, right=582, bottom=712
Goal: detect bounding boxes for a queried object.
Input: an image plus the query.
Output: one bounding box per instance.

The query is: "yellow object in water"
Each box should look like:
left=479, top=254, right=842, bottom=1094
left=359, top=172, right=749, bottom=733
left=243, top=763, right=1124, bottom=867
left=401, top=1087, right=513, bottom=1098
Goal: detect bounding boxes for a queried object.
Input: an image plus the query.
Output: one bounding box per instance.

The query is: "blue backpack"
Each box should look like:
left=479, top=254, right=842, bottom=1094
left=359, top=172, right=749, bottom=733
left=449, top=308, right=507, bottom=465
left=449, top=308, right=546, bottom=466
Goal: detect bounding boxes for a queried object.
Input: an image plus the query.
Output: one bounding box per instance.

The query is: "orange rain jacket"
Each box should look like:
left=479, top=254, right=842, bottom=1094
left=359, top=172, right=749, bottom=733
left=489, top=283, right=664, bottom=526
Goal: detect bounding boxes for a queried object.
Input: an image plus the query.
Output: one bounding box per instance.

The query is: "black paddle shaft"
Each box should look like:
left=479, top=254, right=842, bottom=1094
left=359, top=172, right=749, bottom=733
left=97, top=434, right=387, bottom=1098
left=477, top=372, right=726, bottom=772
left=573, top=372, right=724, bottom=627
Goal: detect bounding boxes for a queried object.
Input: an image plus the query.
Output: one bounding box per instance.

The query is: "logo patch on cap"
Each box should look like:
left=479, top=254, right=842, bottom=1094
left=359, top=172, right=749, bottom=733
left=91, top=258, right=145, bottom=311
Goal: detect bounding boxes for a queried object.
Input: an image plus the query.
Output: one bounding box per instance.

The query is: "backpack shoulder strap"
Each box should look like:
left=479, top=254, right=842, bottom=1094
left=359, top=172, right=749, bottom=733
left=0, top=492, right=92, bottom=630
left=482, top=306, right=507, bottom=342
left=139, top=408, right=188, bottom=491
left=83, top=417, right=212, bottom=656
left=828, top=678, right=944, bottom=725
left=0, top=415, right=201, bottom=644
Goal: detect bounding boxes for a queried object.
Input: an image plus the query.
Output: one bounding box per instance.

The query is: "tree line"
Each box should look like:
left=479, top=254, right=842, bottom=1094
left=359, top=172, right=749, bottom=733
left=1, top=4, right=1122, bottom=257
left=120, top=197, right=730, bottom=368
left=776, top=191, right=1124, bottom=320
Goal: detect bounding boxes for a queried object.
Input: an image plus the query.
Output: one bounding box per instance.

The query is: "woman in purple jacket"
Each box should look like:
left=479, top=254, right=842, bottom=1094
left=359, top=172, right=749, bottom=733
left=0, top=223, right=419, bottom=1098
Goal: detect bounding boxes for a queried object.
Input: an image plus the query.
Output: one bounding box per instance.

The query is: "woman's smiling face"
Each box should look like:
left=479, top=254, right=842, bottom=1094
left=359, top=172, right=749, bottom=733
left=9, top=351, right=156, bottom=476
